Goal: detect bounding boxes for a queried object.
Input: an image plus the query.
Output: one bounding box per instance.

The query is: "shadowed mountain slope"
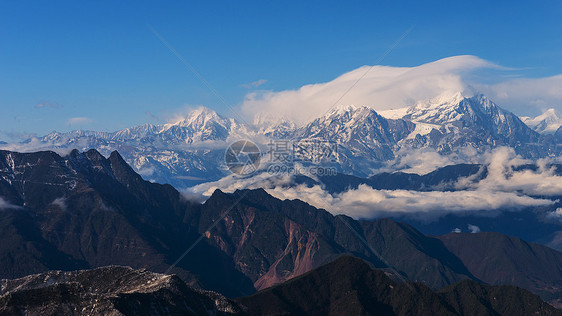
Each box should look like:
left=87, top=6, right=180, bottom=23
left=1, top=148, right=562, bottom=304
left=237, top=256, right=561, bottom=316
left=437, top=232, right=562, bottom=308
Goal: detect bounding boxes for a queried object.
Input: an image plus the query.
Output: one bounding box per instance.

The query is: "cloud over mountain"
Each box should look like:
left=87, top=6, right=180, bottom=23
left=479, top=74, right=562, bottom=116
left=242, top=55, right=494, bottom=125
left=456, top=147, right=562, bottom=196
left=241, top=55, right=562, bottom=125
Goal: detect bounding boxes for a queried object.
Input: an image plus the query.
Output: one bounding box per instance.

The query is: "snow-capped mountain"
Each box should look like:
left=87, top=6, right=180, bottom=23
left=296, top=104, right=414, bottom=163
left=253, top=111, right=297, bottom=139
left=112, top=123, right=161, bottom=141
left=382, top=92, right=542, bottom=155
left=43, top=106, right=246, bottom=146
left=521, top=108, right=562, bottom=134
left=2, top=93, right=560, bottom=187
left=159, top=107, right=234, bottom=143
left=32, top=107, right=249, bottom=187
left=407, top=93, right=536, bottom=142
left=401, top=91, right=468, bottom=124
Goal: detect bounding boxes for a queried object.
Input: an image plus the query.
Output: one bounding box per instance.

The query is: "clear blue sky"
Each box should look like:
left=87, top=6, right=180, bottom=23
left=1, top=1, right=561, bottom=140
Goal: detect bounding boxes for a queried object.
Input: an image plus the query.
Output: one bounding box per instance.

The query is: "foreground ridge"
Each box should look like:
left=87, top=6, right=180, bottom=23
left=0, top=266, right=242, bottom=315
left=237, top=256, right=562, bottom=316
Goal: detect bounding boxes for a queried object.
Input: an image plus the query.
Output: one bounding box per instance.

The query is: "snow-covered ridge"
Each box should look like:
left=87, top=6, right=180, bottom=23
left=253, top=111, right=297, bottom=138
left=403, top=91, right=475, bottom=124
left=379, top=92, right=536, bottom=142
left=44, top=107, right=243, bottom=145
left=521, top=108, right=562, bottom=134
left=1, top=92, right=558, bottom=188
left=38, top=92, right=536, bottom=146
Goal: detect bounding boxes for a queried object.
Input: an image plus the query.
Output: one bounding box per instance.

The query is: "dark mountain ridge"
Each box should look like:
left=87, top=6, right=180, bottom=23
left=437, top=232, right=562, bottom=307
left=237, top=255, right=561, bottom=316
left=0, top=148, right=255, bottom=297
left=1, top=148, right=562, bottom=306
left=3, top=257, right=558, bottom=316
left=0, top=266, right=242, bottom=315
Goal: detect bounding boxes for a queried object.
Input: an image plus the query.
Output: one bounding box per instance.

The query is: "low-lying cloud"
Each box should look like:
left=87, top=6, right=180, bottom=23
left=383, top=146, right=483, bottom=175
left=456, top=147, right=562, bottom=196
left=0, top=197, right=21, bottom=210
left=187, top=146, right=561, bottom=222
left=547, top=208, right=562, bottom=221
left=50, top=197, right=67, bottom=212
left=263, top=184, right=553, bottom=222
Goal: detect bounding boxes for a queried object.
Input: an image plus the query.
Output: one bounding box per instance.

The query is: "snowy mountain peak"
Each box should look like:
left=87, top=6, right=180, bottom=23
left=398, top=92, right=539, bottom=150
left=253, top=111, right=294, bottom=127
left=380, top=92, right=473, bottom=121
left=409, top=91, right=467, bottom=112
left=253, top=111, right=297, bottom=138
left=328, top=104, right=359, bottom=115
left=404, top=92, right=487, bottom=125
left=3, top=91, right=556, bottom=189
left=322, top=104, right=379, bottom=121
left=113, top=123, right=160, bottom=140
left=521, top=108, right=562, bottom=134
left=426, top=91, right=467, bottom=106
left=171, top=106, right=226, bottom=129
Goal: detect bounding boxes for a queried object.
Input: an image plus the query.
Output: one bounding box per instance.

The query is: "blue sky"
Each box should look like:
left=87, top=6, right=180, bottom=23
left=1, top=1, right=561, bottom=140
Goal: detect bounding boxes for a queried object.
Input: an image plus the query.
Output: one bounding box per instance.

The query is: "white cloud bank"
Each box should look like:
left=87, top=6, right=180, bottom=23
left=264, top=184, right=552, bottom=222
left=187, top=147, right=560, bottom=222
left=456, top=147, right=562, bottom=196
left=241, top=55, right=562, bottom=125
left=478, top=75, right=562, bottom=116
left=547, top=208, right=562, bottom=221
left=0, top=197, right=21, bottom=210
left=384, top=146, right=483, bottom=175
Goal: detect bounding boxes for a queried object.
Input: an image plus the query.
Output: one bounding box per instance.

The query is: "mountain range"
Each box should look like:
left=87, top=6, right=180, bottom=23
left=3, top=92, right=562, bottom=187
left=522, top=108, right=562, bottom=134
left=280, top=162, right=562, bottom=252
left=1, top=148, right=562, bottom=309
left=3, top=256, right=559, bottom=316
left=3, top=256, right=560, bottom=315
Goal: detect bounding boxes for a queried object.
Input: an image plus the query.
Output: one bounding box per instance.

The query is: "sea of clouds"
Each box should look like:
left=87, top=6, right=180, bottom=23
left=187, top=147, right=561, bottom=222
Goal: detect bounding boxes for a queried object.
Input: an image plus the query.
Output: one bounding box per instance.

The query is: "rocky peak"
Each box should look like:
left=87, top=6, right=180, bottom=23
left=522, top=108, right=562, bottom=134
left=0, top=266, right=242, bottom=315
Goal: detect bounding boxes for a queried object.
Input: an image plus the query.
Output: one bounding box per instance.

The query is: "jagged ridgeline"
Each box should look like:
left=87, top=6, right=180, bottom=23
left=1, top=149, right=562, bottom=311
left=5, top=94, right=561, bottom=188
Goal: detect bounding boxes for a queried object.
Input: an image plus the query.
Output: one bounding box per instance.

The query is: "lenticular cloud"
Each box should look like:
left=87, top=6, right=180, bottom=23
left=242, top=55, right=500, bottom=125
